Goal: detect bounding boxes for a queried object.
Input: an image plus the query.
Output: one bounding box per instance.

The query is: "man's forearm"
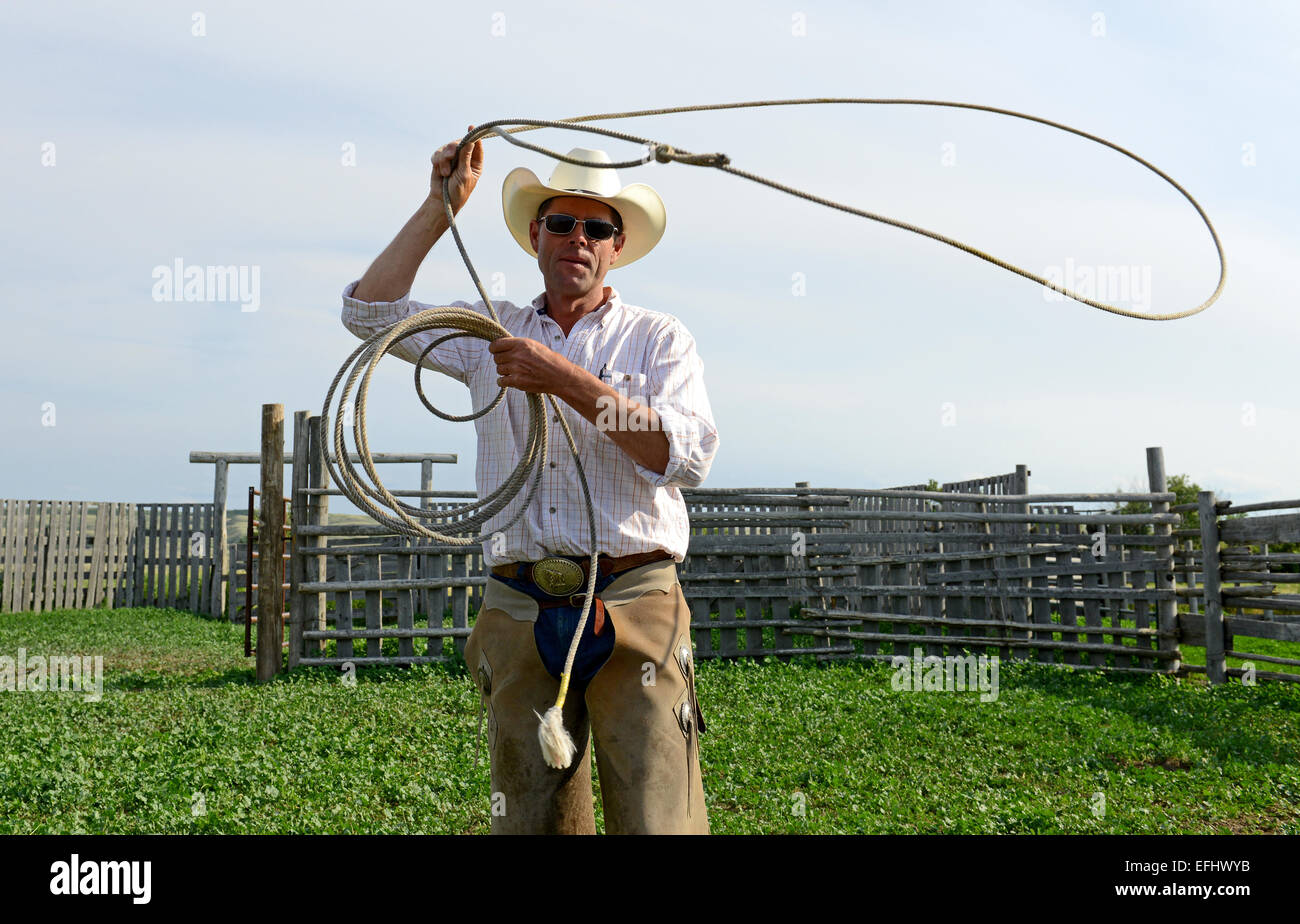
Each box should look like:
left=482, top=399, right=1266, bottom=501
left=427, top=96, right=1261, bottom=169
left=352, top=198, right=450, bottom=303
left=555, top=369, right=670, bottom=475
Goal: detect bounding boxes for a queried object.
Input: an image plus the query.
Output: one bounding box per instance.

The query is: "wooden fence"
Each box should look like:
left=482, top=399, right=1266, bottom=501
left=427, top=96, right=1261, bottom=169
left=0, top=499, right=222, bottom=615
left=7, top=420, right=1297, bottom=687
left=1175, top=494, right=1300, bottom=683
left=268, top=419, right=1298, bottom=684
left=186, top=446, right=458, bottom=624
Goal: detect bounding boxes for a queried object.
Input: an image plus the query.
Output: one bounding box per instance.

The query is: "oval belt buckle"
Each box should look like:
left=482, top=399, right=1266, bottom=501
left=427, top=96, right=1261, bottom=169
left=531, top=556, right=584, bottom=597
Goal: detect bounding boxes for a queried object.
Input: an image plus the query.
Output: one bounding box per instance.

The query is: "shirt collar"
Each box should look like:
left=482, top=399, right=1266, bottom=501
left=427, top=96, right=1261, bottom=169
left=532, top=288, right=621, bottom=328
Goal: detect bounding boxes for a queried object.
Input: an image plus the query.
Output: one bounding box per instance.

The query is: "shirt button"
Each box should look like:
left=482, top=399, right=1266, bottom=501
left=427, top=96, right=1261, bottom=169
left=552, top=414, right=559, bottom=422
left=549, top=506, right=557, bottom=513
left=550, top=462, right=557, bottom=468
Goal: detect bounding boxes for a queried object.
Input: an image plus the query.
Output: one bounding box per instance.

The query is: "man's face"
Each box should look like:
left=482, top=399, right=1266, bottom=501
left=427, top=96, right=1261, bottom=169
left=529, top=195, right=626, bottom=299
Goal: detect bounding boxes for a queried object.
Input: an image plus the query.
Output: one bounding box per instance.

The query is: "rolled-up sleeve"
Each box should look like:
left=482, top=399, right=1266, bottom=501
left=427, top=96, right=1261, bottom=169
left=340, top=279, right=476, bottom=384
left=631, top=321, right=720, bottom=489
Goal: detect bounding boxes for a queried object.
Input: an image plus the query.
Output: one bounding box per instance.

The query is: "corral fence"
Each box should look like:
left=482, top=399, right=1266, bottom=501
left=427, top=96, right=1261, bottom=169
left=255, top=410, right=1297, bottom=684
left=4, top=415, right=1296, bottom=685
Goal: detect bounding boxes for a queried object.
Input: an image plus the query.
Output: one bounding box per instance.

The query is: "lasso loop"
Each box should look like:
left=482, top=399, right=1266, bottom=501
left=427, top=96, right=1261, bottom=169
left=457, top=98, right=1226, bottom=322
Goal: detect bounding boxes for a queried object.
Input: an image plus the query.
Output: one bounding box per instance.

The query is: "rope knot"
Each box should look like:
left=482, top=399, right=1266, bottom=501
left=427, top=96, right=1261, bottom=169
left=652, top=143, right=730, bottom=167
left=652, top=143, right=676, bottom=163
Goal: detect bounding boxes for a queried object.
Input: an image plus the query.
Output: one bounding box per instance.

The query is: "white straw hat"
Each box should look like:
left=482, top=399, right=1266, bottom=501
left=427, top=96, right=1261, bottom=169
left=501, top=147, right=667, bottom=267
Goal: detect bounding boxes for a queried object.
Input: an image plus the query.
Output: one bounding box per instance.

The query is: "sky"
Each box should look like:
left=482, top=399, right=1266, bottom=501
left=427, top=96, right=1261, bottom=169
left=2, top=0, right=1297, bottom=515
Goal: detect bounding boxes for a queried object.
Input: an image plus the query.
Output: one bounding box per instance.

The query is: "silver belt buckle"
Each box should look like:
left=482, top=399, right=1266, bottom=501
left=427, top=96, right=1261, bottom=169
left=531, top=556, right=584, bottom=597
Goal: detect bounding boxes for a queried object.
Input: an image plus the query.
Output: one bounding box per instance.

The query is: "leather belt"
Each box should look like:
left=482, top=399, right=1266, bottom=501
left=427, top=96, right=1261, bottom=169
left=491, top=549, right=673, bottom=608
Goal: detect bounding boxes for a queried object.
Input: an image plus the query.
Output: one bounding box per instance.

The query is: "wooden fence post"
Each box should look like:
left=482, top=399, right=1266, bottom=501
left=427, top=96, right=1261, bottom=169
left=131, top=506, right=146, bottom=608
left=33, top=500, right=49, bottom=613
left=1185, top=539, right=1199, bottom=617
left=1147, top=447, right=1179, bottom=673
left=289, top=410, right=310, bottom=669
left=227, top=541, right=241, bottom=624
left=0, top=500, right=12, bottom=613
left=211, top=459, right=229, bottom=619
left=257, top=404, right=285, bottom=682
left=1013, top=464, right=1032, bottom=657
left=306, top=414, right=329, bottom=658
left=794, top=481, right=814, bottom=615
left=420, top=458, right=433, bottom=623
left=1197, top=490, right=1226, bottom=684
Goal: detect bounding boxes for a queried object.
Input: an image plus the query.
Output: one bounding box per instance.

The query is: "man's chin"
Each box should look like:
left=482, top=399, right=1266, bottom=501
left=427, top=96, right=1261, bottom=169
left=550, top=273, right=599, bottom=296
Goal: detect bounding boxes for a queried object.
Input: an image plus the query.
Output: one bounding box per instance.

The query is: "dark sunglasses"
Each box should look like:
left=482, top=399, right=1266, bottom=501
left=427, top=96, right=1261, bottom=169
left=538, top=213, right=622, bottom=241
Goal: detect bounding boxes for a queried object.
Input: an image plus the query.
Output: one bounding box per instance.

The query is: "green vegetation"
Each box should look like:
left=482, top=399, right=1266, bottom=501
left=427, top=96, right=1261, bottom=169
left=1, top=607, right=1296, bottom=834
left=1110, top=472, right=1299, bottom=570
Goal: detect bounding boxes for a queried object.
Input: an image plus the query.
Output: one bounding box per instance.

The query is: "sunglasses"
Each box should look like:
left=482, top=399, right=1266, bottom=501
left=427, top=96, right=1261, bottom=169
left=537, top=213, right=622, bottom=241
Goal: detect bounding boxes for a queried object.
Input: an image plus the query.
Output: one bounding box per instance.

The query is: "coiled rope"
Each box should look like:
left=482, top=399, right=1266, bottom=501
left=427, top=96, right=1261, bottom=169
left=325, top=98, right=1227, bottom=768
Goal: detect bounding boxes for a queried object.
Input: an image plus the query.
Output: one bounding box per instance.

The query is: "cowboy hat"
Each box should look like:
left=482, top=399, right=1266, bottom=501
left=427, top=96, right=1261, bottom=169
left=501, top=147, right=666, bottom=268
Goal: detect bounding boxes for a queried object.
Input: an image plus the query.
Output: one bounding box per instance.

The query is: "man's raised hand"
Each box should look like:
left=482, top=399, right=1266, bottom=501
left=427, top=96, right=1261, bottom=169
left=429, top=124, right=484, bottom=216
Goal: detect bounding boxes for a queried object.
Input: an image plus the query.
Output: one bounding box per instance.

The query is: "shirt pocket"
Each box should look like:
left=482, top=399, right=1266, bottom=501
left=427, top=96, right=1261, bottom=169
left=608, top=370, right=649, bottom=400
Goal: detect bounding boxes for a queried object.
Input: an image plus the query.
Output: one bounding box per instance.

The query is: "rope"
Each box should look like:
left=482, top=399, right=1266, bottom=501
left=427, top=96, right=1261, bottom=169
left=465, top=97, right=1227, bottom=322
left=325, top=97, right=1227, bottom=769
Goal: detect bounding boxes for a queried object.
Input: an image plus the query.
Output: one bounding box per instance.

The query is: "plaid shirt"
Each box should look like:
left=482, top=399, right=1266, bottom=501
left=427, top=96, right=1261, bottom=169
left=340, top=280, right=720, bottom=567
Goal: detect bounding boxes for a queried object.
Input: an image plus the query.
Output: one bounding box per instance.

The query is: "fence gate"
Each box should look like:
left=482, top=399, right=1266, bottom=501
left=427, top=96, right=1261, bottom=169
left=1182, top=492, right=1300, bottom=683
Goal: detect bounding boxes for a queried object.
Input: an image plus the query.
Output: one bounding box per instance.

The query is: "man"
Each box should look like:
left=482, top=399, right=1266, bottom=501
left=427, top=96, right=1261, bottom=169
left=340, top=126, right=720, bottom=834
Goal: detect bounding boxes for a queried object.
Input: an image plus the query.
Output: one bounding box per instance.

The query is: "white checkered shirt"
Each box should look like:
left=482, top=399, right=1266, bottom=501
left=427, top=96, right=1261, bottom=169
left=340, top=280, right=720, bottom=567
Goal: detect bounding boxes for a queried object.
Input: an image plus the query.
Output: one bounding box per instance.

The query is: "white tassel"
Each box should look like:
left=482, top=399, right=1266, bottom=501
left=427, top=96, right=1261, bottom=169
left=535, top=706, right=576, bottom=769
left=533, top=547, right=598, bottom=770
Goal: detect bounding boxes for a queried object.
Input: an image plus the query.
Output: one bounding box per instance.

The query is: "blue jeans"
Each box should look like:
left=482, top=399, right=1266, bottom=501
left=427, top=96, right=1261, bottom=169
left=488, top=572, right=617, bottom=691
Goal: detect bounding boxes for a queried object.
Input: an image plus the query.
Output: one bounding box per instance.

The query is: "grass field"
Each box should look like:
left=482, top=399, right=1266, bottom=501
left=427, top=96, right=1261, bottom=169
left=0, top=607, right=1297, bottom=834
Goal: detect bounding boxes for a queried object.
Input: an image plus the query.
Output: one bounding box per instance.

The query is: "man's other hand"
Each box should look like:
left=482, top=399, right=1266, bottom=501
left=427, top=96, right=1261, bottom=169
left=489, top=337, right=584, bottom=395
